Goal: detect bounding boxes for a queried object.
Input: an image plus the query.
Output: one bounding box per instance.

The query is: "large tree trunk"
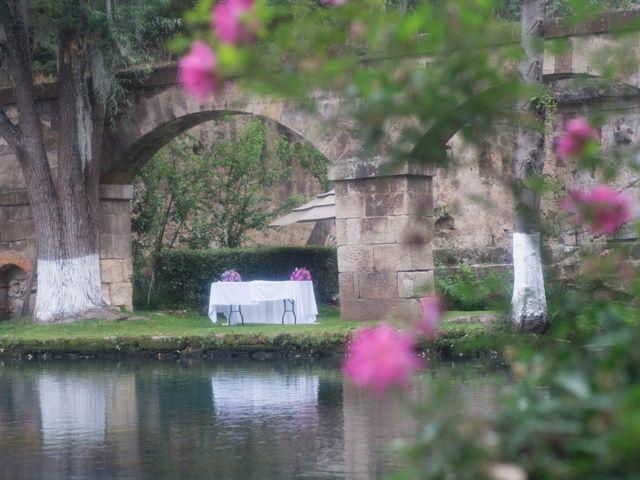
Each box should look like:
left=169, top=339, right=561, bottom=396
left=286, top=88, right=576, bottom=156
left=0, top=1, right=108, bottom=323
left=511, top=0, right=549, bottom=332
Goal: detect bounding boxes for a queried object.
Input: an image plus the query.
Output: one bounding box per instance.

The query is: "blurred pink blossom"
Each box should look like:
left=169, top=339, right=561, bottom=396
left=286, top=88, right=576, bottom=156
left=322, top=0, right=347, bottom=5
left=416, top=296, right=443, bottom=340
left=178, top=41, right=218, bottom=100
left=561, top=185, right=631, bottom=235
left=343, top=324, right=422, bottom=395
left=556, top=118, right=600, bottom=162
left=212, top=0, right=259, bottom=44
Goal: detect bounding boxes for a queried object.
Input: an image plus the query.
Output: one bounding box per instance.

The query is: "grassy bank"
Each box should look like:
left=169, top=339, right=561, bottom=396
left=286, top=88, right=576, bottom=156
left=0, top=308, right=503, bottom=358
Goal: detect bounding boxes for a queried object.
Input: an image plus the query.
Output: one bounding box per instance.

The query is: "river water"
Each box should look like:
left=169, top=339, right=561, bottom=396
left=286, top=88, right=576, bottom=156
left=0, top=357, right=510, bottom=480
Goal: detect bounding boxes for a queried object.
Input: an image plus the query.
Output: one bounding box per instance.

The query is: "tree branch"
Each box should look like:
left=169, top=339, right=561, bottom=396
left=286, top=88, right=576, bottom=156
left=0, top=104, right=18, bottom=150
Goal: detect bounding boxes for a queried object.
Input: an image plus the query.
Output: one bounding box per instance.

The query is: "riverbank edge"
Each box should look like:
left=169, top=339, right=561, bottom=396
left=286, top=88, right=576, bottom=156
left=0, top=323, right=505, bottom=359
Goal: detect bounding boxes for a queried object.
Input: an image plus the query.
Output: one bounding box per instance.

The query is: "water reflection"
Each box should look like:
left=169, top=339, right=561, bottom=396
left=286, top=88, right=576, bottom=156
left=0, top=357, right=510, bottom=480
left=39, top=375, right=107, bottom=446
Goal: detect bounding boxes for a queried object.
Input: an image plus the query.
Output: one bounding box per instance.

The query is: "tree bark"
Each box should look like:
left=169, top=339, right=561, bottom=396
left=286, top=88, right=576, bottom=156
left=0, top=2, right=109, bottom=322
left=511, top=0, right=549, bottom=332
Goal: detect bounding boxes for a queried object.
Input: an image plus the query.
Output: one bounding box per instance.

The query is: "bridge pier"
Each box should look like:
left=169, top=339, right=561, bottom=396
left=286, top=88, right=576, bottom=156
left=98, top=185, right=134, bottom=311
left=330, top=159, right=435, bottom=321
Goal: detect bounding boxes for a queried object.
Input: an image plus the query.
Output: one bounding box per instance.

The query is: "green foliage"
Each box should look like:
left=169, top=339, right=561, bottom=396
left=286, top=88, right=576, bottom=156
left=132, top=117, right=332, bottom=252
left=22, top=0, right=191, bottom=130
left=183, top=118, right=290, bottom=249
left=146, top=246, right=338, bottom=310
left=132, top=134, right=204, bottom=249
left=435, top=263, right=511, bottom=311
left=392, top=266, right=640, bottom=479
left=395, top=317, right=640, bottom=480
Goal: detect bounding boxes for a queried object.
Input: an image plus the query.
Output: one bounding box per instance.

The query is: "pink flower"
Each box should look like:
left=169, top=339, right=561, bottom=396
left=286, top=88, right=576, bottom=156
left=178, top=41, right=218, bottom=100
left=561, top=185, right=631, bottom=235
left=556, top=118, right=600, bottom=162
left=290, top=267, right=312, bottom=281
left=322, top=0, right=347, bottom=5
left=221, top=269, right=241, bottom=282
left=416, top=296, right=443, bottom=340
left=212, top=0, right=259, bottom=44
left=343, top=324, right=422, bottom=394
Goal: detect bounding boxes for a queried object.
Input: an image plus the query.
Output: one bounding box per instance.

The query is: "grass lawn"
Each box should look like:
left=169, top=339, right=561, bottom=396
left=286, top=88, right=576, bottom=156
left=0, top=307, right=500, bottom=356
left=0, top=306, right=358, bottom=339
left=0, top=308, right=497, bottom=340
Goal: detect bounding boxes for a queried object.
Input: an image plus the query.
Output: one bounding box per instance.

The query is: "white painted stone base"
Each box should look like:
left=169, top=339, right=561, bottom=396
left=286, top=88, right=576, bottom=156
left=35, top=254, right=106, bottom=323
left=511, top=232, right=549, bottom=332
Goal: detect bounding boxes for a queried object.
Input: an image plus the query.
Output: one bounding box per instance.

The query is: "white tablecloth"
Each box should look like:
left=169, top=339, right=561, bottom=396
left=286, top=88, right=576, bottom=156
left=208, top=280, right=318, bottom=324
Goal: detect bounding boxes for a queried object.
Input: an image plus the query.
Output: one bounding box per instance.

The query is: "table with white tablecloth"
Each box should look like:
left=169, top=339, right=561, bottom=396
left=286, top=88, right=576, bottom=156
left=208, top=280, right=318, bottom=325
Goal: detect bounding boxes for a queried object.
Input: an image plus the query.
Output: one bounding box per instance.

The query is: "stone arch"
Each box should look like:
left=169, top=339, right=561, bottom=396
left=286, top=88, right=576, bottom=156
left=408, top=75, right=640, bottom=162
left=102, top=84, right=363, bottom=183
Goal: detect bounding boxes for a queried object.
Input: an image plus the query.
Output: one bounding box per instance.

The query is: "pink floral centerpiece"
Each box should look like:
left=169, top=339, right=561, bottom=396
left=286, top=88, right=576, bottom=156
left=220, top=269, right=242, bottom=282
left=290, top=267, right=312, bottom=281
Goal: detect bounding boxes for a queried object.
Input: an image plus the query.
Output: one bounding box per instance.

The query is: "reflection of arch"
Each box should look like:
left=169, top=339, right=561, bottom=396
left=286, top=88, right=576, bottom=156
left=102, top=84, right=362, bottom=183
left=0, top=262, right=29, bottom=320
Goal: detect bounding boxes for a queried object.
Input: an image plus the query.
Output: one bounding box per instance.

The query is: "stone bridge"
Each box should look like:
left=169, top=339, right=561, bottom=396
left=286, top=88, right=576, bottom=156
left=2, top=10, right=640, bottom=320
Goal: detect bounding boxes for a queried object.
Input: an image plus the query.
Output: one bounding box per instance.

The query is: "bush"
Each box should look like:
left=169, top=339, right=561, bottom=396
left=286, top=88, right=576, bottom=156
left=435, top=263, right=511, bottom=311
left=145, top=246, right=338, bottom=310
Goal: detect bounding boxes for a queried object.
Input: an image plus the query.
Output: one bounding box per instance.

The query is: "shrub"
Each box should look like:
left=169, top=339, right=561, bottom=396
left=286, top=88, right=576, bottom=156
left=144, top=246, right=338, bottom=310
left=435, top=262, right=511, bottom=311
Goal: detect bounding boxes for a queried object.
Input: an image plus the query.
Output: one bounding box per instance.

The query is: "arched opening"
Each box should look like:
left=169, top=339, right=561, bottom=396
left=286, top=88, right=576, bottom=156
left=0, top=264, right=29, bottom=321
left=128, top=113, right=333, bottom=247
left=126, top=112, right=335, bottom=308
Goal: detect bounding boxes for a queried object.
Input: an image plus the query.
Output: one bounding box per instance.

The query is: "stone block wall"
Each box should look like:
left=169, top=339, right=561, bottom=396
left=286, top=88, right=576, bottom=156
left=99, top=185, right=134, bottom=310
left=331, top=160, right=435, bottom=321
left=0, top=185, right=134, bottom=314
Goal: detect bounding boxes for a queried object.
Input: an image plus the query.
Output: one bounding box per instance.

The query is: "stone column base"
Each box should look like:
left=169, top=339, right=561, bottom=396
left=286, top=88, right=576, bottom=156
left=330, top=159, right=435, bottom=322
left=99, top=184, right=134, bottom=311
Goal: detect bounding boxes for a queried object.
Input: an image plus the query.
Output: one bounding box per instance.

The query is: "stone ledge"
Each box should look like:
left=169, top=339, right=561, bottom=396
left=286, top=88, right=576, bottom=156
left=545, top=9, right=640, bottom=39
left=329, top=157, right=435, bottom=181
left=341, top=298, right=419, bottom=321
left=0, top=185, right=134, bottom=205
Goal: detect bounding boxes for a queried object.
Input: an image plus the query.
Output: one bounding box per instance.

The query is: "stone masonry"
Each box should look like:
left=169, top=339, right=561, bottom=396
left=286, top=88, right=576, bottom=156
left=98, top=185, right=134, bottom=310
left=0, top=185, right=134, bottom=312
left=330, top=158, right=434, bottom=321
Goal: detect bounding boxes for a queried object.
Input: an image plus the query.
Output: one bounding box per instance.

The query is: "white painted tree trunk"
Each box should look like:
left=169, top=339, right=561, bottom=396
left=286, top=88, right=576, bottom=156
left=35, top=254, right=106, bottom=323
left=511, top=232, right=547, bottom=331
left=0, top=5, right=112, bottom=323
left=511, top=0, right=549, bottom=332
